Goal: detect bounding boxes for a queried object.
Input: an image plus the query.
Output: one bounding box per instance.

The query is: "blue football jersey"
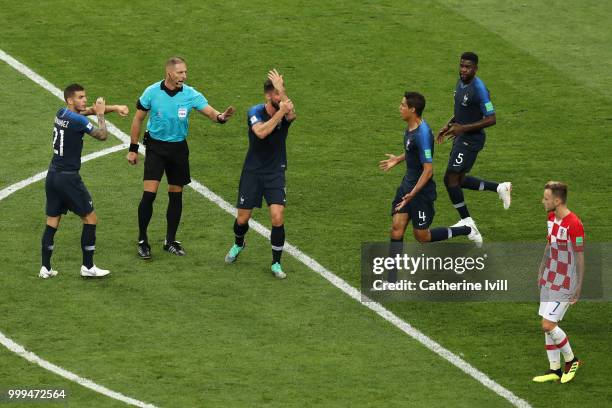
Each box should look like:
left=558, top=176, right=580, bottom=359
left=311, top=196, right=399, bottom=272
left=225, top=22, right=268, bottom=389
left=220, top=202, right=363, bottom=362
left=404, top=119, right=435, bottom=191
left=49, top=108, right=94, bottom=172
left=453, top=76, right=495, bottom=151
left=242, top=104, right=292, bottom=174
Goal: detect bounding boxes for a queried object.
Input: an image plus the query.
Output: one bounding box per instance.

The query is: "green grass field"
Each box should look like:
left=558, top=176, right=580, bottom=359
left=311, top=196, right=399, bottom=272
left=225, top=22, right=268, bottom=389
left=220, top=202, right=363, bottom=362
left=1, top=1, right=611, bottom=407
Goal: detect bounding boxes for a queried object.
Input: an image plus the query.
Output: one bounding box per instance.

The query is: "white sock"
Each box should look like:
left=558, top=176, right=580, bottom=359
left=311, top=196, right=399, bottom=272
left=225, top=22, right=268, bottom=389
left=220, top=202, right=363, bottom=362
left=545, top=332, right=561, bottom=370
left=548, top=326, right=574, bottom=362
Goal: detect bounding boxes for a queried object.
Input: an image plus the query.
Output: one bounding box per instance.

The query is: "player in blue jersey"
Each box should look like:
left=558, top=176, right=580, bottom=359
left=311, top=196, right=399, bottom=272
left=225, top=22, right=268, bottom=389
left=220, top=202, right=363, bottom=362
left=128, top=57, right=235, bottom=259
left=379, top=92, right=480, bottom=280
left=39, top=83, right=129, bottom=279
left=437, top=52, right=512, bottom=243
left=224, top=69, right=296, bottom=279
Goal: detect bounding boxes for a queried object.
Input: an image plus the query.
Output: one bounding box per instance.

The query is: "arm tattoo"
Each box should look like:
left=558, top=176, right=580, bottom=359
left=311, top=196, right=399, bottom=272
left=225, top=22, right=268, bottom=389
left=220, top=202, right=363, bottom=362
left=90, top=114, right=108, bottom=140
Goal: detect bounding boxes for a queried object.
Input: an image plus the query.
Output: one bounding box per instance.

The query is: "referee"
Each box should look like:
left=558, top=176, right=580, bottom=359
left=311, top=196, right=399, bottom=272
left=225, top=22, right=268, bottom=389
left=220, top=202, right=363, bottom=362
left=127, top=56, right=235, bottom=259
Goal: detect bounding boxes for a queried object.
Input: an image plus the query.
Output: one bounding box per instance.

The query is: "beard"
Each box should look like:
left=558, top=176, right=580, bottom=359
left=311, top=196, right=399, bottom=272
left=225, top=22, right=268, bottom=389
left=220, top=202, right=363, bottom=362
left=271, top=101, right=280, bottom=110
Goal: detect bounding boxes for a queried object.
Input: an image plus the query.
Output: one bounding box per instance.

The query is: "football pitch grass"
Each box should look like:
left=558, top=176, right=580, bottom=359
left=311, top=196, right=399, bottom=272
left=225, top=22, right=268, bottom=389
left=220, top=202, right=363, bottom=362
left=1, top=1, right=611, bottom=407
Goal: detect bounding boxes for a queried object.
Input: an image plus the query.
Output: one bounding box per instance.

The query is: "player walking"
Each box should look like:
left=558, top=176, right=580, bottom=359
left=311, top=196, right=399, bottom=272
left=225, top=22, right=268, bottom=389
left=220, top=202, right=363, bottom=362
left=437, top=52, right=511, bottom=243
left=533, top=181, right=583, bottom=383
left=224, top=70, right=296, bottom=279
left=380, top=92, right=480, bottom=268
left=39, top=84, right=129, bottom=279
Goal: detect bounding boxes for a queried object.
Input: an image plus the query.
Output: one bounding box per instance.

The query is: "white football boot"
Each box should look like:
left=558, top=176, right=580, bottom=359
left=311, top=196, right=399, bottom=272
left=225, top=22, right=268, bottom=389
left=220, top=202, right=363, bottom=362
left=497, top=182, right=512, bottom=209
left=451, top=218, right=467, bottom=228
left=39, top=266, right=58, bottom=279
left=464, top=217, right=483, bottom=248
left=80, top=264, right=111, bottom=278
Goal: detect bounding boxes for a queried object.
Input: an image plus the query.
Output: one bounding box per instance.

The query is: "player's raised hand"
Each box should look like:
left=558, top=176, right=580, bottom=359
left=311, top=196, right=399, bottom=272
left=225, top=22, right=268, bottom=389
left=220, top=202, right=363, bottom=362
left=94, top=97, right=106, bottom=115
left=280, top=99, right=294, bottom=113
left=220, top=106, right=236, bottom=122
left=379, top=154, right=399, bottom=171
left=117, top=105, right=130, bottom=117
left=268, top=69, right=285, bottom=91
left=127, top=151, right=138, bottom=166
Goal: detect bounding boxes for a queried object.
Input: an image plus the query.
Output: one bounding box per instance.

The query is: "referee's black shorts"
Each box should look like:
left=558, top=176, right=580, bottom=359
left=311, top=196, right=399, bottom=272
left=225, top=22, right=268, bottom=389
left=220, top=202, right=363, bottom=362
left=143, top=133, right=191, bottom=186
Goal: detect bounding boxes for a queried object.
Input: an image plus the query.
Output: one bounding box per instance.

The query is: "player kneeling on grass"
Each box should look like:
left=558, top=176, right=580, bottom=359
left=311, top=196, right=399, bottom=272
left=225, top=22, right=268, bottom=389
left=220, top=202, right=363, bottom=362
left=533, top=181, right=583, bottom=384
left=40, top=84, right=129, bottom=279
left=225, top=70, right=296, bottom=279
left=379, top=92, right=481, bottom=281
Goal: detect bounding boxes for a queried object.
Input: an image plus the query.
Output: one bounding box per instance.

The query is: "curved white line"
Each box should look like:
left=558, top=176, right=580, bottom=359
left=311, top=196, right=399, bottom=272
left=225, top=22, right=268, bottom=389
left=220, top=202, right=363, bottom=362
left=0, top=48, right=531, bottom=408
left=0, top=144, right=127, bottom=201
left=0, top=332, right=157, bottom=408
left=0, top=140, right=157, bottom=407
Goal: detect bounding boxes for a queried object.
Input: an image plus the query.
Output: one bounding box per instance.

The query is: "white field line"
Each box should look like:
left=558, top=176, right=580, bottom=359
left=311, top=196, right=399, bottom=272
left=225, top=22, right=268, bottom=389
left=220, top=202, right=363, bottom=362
left=0, top=49, right=153, bottom=407
left=0, top=48, right=531, bottom=408
left=0, top=333, right=157, bottom=408
left=0, top=143, right=127, bottom=201
left=0, top=144, right=151, bottom=408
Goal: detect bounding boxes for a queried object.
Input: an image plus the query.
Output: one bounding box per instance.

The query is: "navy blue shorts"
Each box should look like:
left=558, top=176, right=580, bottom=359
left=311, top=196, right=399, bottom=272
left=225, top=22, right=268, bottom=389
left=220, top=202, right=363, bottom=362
left=446, top=144, right=480, bottom=174
left=45, top=171, right=94, bottom=217
left=237, top=171, right=286, bottom=209
left=391, top=181, right=436, bottom=230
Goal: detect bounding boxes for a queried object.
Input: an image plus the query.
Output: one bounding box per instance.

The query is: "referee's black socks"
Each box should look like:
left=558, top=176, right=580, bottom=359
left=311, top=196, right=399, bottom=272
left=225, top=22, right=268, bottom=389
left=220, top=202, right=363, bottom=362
left=234, top=219, right=249, bottom=247
left=271, top=224, right=285, bottom=264
left=138, top=191, right=157, bottom=243
left=166, top=191, right=183, bottom=243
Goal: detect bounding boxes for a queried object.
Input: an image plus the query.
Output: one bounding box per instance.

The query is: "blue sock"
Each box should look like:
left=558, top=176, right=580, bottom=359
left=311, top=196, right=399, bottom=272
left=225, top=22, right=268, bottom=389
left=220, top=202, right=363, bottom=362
left=271, top=225, right=285, bottom=264
left=81, top=224, right=96, bottom=269
left=462, top=176, right=498, bottom=192
left=41, top=225, right=57, bottom=269
left=447, top=185, right=470, bottom=219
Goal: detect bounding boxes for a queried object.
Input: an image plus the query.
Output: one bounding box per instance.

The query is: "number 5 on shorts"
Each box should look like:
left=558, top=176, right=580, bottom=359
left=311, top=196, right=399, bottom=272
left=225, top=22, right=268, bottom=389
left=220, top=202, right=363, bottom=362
left=455, top=152, right=464, bottom=165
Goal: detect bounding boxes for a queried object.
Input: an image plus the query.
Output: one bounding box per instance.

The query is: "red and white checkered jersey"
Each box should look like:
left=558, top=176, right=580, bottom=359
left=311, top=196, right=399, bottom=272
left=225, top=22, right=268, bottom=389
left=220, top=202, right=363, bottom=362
left=540, top=211, right=585, bottom=291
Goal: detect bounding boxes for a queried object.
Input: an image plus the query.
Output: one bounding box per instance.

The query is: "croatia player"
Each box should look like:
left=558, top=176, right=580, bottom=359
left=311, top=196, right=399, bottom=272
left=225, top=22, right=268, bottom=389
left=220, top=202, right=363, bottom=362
left=533, top=181, right=583, bottom=383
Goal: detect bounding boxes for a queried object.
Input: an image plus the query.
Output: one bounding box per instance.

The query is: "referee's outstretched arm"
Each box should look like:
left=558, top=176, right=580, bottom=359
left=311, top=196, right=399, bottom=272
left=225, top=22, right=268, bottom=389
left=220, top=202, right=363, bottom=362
left=198, top=104, right=236, bottom=124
